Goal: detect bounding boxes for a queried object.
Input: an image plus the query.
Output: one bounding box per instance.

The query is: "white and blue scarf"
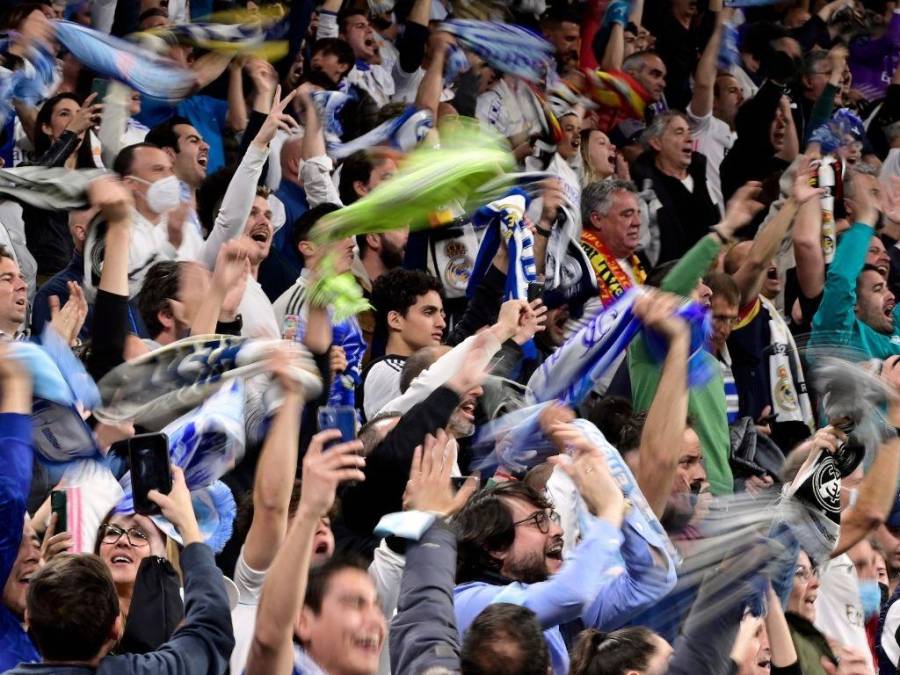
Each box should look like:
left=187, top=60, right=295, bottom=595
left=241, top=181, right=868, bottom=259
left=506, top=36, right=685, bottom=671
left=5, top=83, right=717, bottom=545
left=439, top=20, right=554, bottom=83
left=467, top=190, right=537, bottom=301
left=53, top=20, right=195, bottom=102
left=114, top=380, right=244, bottom=552
left=325, top=104, right=433, bottom=159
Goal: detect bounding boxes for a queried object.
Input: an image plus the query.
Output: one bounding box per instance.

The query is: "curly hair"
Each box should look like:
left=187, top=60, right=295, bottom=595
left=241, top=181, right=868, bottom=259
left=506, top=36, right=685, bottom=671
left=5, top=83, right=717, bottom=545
left=370, top=268, right=442, bottom=329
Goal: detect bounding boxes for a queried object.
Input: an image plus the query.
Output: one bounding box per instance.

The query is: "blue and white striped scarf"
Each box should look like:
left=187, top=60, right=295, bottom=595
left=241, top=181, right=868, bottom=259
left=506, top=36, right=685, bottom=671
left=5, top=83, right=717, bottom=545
left=53, top=20, right=195, bottom=102
left=326, top=105, right=433, bottom=160
left=145, top=16, right=289, bottom=54
left=439, top=20, right=554, bottom=83
left=467, top=190, right=537, bottom=301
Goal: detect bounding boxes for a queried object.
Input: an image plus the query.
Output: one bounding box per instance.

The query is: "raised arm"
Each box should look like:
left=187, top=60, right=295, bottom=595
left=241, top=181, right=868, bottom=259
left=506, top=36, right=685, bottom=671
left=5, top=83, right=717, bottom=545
left=200, top=86, right=298, bottom=268
left=297, top=86, right=341, bottom=208
left=633, top=291, right=691, bottom=518
left=812, top=170, right=880, bottom=337
left=733, top=160, right=821, bottom=304
left=247, top=431, right=365, bottom=675
left=242, top=353, right=306, bottom=571
left=416, top=32, right=453, bottom=119
left=690, top=9, right=729, bottom=119
left=791, top=189, right=826, bottom=300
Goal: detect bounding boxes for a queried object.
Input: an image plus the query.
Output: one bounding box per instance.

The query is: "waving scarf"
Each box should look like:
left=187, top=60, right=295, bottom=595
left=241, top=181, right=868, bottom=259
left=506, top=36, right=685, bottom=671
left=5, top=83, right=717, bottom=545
left=0, top=41, right=58, bottom=125
left=95, top=335, right=322, bottom=427
left=114, top=381, right=244, bottom=552
left=53, top=20, right=195, bottom=102
left=439, top=20, right=554, bottom=83
left=142, top=10, right=289, bottom=60
left=467, top=191, right=537, bottom=301
left=325, top=106, right=434, bottom=160
left=582, top=69, right=647, bottom=120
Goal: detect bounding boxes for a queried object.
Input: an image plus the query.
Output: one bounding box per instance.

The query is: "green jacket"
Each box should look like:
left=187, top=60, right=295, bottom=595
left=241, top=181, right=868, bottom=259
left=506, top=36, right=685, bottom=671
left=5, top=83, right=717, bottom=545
left=786, top=612, right=836, bottom=675
left=628, top=235, right=734, bottom=495
left=810, top=221, right=900, bottom=359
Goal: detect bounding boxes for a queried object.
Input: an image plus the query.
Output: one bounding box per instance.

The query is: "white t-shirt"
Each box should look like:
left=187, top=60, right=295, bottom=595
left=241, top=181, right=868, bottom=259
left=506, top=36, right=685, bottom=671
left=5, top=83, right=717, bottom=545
left=687, top=105, right=736, bottom=213
left=362, top=355, right=406, bottom=420
left=230, top=547, right=268, bottom=675
left=239, top=277, right=281, bottom=339
left=814, top=553, right=874, bottom=672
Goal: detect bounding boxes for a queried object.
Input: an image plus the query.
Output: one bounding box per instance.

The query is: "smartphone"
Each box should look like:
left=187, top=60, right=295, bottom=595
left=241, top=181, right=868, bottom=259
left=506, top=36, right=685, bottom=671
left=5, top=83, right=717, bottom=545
left=527, top=281, right=545, bottom=303
left=129, top=433, right=172, bottom=516
left=317, top=406, right=357, bottom=449
left=90, top=77, right=109, bottom=101
left=50, top=490, right=67, bottom=533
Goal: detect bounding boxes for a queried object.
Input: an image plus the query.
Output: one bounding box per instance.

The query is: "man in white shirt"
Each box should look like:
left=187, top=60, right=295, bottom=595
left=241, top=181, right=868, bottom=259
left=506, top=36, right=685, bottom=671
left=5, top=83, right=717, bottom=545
left=317, top=4, right=396, bottom=107
left=686, top=10, right=740, bottom=212
left=145, top=117, right=210, bottom=258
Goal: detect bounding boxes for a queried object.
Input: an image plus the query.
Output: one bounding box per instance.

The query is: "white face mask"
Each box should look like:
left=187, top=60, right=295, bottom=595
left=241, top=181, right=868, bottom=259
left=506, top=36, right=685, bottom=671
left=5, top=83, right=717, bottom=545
left=131, top=175, right=182, bottom=214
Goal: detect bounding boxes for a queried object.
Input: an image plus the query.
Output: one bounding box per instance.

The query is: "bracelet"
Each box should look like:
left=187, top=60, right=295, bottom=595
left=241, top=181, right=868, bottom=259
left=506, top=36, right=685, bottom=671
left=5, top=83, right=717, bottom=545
left=710, top=226, right=730, bottom=245
left=535, top=224, right=552, bottom=238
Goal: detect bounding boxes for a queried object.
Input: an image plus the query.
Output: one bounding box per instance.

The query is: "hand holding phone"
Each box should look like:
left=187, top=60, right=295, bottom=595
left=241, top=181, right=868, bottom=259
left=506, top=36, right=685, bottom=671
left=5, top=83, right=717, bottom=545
left=317, top=406, right=357, bottom=449
left=129, top=433, right=172, bottom=515
left=50, top=490, right=67, bottom=533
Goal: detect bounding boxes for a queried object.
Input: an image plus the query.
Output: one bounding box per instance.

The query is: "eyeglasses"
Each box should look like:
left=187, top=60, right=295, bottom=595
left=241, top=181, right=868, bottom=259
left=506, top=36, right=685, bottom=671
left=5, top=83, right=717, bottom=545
left=100, top=524, right=150, bottom=548
left=514, top=510, right=561, bottom=534
left=794, top=565, right=818, bottom=582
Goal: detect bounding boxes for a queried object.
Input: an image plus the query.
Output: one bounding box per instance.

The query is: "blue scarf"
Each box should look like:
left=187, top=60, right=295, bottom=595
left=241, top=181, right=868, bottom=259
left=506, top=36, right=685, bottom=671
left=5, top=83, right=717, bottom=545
left=53, top=20, right=195, bottom=102
left=439, top=20, right=554, bottom=83
left=326, top=105, right=433, bottom=159
left=467, top=190, right=537, bottom=301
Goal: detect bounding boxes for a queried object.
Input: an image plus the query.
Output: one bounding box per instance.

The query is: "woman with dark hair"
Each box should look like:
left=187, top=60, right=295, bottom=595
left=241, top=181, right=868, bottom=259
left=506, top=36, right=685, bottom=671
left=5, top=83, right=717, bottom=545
left=24, top=92, right=103, bottom=279
left=32, top=91, right=102, bottom=169
left=569, top=627, right=672, bottom=675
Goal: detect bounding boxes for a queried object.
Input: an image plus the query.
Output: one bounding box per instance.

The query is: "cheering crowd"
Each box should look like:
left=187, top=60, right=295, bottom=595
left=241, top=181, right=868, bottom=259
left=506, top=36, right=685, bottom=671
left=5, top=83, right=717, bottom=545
left=7, top=0, right=900, bottom=673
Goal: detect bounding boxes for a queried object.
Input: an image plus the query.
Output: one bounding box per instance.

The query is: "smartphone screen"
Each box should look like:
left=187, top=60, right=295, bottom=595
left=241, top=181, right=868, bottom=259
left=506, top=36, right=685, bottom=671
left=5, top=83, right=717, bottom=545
left=91, top=77, right=109, bottom=101
left=129, top=433, right=172, bottom=516
left=317, top=406, right=357, bottom=449
left=50, top=490, right=67, bottom=533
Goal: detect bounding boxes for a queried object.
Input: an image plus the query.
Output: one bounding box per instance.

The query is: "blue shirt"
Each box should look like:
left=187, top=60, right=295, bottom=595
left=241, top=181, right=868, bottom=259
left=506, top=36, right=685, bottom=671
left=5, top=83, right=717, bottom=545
left=0, top=413, right=38, bottom=671
left=31, top=254, right=93, bottom=342
left=454, top=518, right=673, bottom=675
left=136, top=94, right=229, bottom=174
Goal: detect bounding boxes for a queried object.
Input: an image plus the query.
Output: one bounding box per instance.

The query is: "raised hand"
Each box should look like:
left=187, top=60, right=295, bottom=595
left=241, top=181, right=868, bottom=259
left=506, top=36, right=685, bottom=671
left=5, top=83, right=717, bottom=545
left=66, top=92, right=103, bottom=135
left=719, top=181, right=764, bottom=238
left=632, top=288, right=689, bottom=341
left=792, top=155, right=826, bottom=205
left=253, top=85, right=300, bottom=148
left=514, top=298, right=548, bottom=344
left=299, top=430, right=366, bottom=518
left=403, top=429, right=478, bottom=516
left=40, top=512, right=73, bottom=563
left=88, top=176, right=133, bottom=224
left=548, top=432, right=627, bottom=526
left=148, top=466, right=202, bottom=545
left=49, top=281, right=88, bottom=345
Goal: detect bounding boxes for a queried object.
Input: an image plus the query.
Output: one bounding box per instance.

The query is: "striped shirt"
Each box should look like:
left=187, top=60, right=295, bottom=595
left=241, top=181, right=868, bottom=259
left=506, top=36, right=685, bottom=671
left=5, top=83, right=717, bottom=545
left=719, top=345, right=739, bottom=425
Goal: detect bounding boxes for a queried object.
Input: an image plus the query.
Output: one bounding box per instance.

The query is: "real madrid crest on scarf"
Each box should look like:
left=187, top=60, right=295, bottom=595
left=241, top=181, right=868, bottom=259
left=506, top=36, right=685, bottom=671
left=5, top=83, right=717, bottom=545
left=442, top=238, right=474, bottom=293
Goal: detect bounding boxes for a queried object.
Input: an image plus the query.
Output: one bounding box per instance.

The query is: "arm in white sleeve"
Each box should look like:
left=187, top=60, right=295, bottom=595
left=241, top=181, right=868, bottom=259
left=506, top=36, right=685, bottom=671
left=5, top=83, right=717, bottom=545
left=299, top=155, right=342, bottom=208
left=376, top=332, right=502, bottom=417
left=91, top=0, right=118, bottom=33
left=199, top=142, right=270, bottom=269
left=317, top=11, right=340, bottom=38
left=97, top=82, right=131, bottom=169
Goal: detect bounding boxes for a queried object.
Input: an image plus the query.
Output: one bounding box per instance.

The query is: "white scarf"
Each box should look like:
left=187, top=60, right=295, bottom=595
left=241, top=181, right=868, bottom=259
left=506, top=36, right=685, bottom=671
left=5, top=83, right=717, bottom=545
left=761, top=296, right=814, bottom=430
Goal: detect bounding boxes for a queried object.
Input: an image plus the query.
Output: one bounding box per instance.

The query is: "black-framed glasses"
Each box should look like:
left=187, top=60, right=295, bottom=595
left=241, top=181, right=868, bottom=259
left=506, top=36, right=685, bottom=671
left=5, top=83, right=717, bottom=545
left=100, top=524, right=150, bottom=548
left=514, top=510, right=561, bottom=534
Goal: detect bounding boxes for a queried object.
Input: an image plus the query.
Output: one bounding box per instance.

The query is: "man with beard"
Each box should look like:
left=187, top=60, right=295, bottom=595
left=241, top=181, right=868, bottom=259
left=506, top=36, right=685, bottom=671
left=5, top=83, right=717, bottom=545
left=453, top=446, right=636, bottom=675
left=811, top=169, right=900, bottom=359
left=540, top=6, right=583, bottom=75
